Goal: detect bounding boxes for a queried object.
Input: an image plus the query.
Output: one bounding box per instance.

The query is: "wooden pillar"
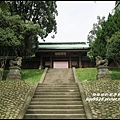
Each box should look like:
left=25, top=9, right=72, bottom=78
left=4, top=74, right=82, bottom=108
left=50, top=56, right=52, bottom=68
left=79, top=56, right=82, bottom=68
left=69, top=56, right=72, bottom=68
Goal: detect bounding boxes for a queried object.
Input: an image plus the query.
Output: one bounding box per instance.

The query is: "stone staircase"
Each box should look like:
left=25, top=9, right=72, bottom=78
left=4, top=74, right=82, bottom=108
left=23, top=68, right=87, bottom=119
left=43, top=68, right=75, bottom=84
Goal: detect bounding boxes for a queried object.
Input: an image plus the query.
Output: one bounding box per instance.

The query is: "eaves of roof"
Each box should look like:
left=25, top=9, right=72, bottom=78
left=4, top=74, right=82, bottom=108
left=38, top=42, right=90, bottom=50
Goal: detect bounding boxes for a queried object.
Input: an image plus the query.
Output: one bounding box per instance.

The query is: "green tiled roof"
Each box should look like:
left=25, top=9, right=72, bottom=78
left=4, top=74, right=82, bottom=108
left=38, top=42, right=90, bottom=50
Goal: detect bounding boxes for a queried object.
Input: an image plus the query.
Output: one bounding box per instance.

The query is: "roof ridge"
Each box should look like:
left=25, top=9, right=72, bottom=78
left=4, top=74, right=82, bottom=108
left=39, top=42, right=87, bottom=45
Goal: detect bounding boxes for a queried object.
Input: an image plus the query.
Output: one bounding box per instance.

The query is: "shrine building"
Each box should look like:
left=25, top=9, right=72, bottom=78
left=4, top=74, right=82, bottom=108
left=35, top=42, right=93, bottom=68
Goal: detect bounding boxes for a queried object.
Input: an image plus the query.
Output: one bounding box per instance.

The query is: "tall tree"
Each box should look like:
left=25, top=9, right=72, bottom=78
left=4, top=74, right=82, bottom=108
left=87, top=8, right=120, bottom=60
left=115, top=1, right=120, bottom=11
left=87, top=16, right=106, bottom=61
left=106, top=31, right=120, bottom=68
left=6, top=1, right=58, bottom=39
left=0, top=11, right=45, bottom=58
left=87, top=16, right=105, bottom=47
left=0, top=1, right=58, bottom=56
left=0, top=12, right=24, bottom=78
left=0, top=1, right=58, bottom=73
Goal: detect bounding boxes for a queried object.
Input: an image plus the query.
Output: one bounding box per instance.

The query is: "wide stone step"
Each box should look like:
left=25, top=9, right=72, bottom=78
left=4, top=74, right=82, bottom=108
left=36, top=86, right=78, bottom=89
left=43, top=80, right=75, bottom=83
left=35, top=88, right=79, bottom=92
left=30, top=101, right=83, bottom=105
left=31, top=97, right=82, bottom=101
left=26, top=109, right=85, bottom=114
left=28, top=105, right=84, bottom=109
left=24, top=114, right=86, bottom=119
left=33, top=94, right=80, bottom=98
left=44, top=77, right=74, bottom=79
left=37, top=86, right=78, bottom=89
left=36, top=87, right=78, bottom=90
left=38, top=83, right=77, bottom=85
left=34, top=91, right=80, bottom=95
left=38, top=84, right=78, bottom=87
left=43, top=80, right=75, bottom=84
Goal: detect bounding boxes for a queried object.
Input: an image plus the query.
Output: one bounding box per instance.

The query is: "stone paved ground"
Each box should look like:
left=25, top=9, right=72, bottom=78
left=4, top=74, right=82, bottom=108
left=0, top=80, right=34, bottom=119
left=82, top=80, right=120, bottom=119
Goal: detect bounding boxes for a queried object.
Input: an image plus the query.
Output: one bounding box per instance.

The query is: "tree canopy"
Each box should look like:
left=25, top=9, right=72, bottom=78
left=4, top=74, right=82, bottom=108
left=0, top=1, right=58, bottom=70
left=0, top=1, right=58, bottom=57
left=6, top=1, right=58, bottom=39
left=115, top=1, right=120, bottom=11
left=87, top=2, right=120, bottom=67
left=106, top=31, right=120, bottom=68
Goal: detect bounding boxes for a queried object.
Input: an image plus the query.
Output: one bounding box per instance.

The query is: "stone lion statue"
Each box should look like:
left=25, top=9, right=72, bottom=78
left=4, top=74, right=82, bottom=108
left=9, top=57, right=22, bottom=68
left=95, top=56, right=108, bottom=67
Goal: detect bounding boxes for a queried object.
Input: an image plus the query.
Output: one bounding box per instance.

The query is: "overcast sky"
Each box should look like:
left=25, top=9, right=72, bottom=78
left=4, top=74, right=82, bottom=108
left=39, top=1, right=115, bottom=43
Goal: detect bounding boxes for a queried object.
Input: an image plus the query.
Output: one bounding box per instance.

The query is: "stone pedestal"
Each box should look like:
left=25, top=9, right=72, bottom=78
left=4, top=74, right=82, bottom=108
left=6, top=66, right=21, bottom=80
left=96, top=66, right=111, bottom=80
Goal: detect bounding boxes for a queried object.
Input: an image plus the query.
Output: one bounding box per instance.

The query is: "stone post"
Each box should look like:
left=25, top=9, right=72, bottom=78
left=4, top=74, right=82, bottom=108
left=96, top=66, right=111, bottom=80
left=6, top=56, right=22, bottom=80
left=95, top=56, right=111, bottom=80
left=6, top=66, right=21, bottom=80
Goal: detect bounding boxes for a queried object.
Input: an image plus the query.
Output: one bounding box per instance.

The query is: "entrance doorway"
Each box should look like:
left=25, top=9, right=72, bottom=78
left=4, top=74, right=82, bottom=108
left=53, top=61, right=68, bottom=68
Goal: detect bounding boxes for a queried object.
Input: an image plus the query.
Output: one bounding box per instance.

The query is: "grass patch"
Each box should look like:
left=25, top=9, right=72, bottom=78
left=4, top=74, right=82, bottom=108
left=21, top=69, right=44, bottom=82
left=2, top=68, right=120, bottom=82
left=76, top=68, right=97, bottom=82
left=76, top=68, right=120, bottom=82
left=2, top=69, right=44, bottom=82
left=109, top=68, right=120, bottom=80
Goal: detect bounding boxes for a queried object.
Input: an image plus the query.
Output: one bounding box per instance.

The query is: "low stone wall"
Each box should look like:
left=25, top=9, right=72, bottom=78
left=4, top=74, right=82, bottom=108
left=39, top=67, right=48, bottom=83
left=72, top=67, right=93, bottom=119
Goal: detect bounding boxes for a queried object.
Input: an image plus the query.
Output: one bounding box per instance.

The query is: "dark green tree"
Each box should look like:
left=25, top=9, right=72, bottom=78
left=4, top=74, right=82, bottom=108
left=6, top=1, right=58, bottom=39
left=115, top=1, right=120, bottom=11
left=87, top=16, right=106, bottom=63
left=17, top=20, right=45, bottom=57
left=0, top=12, right=24, bottom=69
left=0, top=1, right=58, bottom=78
left=87, top=16, right=106, bottom=47
left=106, top=31, right=120, bottom=68
left=0, top=1, right=58, bottom=57
left=0, top=11, right=45, bottom=60
left=87, top=9, right=120, bottom=61
left=0, top=1, right=9, bottom=13
left=0, top=1, right=58, bottom=58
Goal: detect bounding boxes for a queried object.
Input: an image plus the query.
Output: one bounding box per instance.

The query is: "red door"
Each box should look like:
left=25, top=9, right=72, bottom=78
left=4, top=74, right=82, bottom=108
left=53, top=61, right=68, bottom=68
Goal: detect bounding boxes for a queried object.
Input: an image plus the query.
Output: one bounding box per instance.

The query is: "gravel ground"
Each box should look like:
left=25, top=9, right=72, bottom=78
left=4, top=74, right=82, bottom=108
left=0, top=80, right=34, bottom=119
left=82, top=80, right=120, bottom=119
